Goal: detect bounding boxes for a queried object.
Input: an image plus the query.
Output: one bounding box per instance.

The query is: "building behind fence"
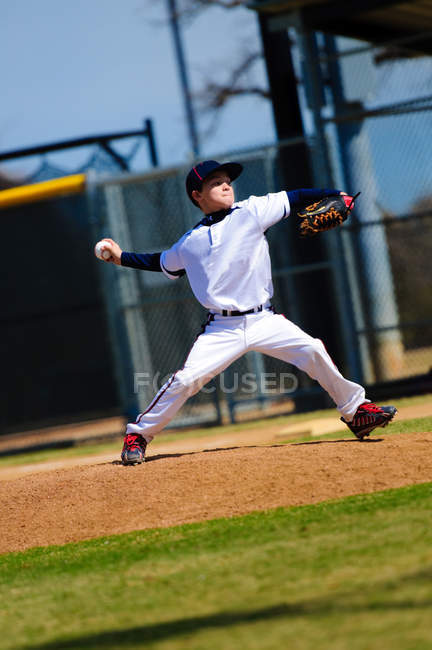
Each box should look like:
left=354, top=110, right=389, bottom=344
left=1, top=31, right=431, bottom=432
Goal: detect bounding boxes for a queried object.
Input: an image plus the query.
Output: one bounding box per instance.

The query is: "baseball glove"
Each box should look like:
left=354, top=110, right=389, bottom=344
left=298, top=192, right=360, bottom=237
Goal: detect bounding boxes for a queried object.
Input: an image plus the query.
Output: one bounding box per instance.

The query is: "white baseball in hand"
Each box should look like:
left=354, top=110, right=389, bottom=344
left=95, top=240, right=111, bottom=260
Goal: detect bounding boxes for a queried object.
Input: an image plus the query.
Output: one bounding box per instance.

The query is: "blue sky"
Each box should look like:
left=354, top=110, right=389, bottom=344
left=2, top=3, right=430, bottom=215
left=1, top=0, right=275, bottom=178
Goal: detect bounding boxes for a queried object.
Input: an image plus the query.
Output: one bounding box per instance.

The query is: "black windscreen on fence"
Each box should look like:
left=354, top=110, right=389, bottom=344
left=0, top=194, right=119, bottom=433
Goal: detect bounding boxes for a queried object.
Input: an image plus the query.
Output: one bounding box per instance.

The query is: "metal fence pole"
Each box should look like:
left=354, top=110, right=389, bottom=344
left=102, top=184, right=155, bottom=419
left=86, top=173, right=136, bottom=421
left=144, top=118, right=159, bottom=168
left=167, top=0, right=200, bottom=157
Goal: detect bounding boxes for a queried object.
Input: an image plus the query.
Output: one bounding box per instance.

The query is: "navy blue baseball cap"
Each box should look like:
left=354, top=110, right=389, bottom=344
left=186, top=160, right=243, bottom=206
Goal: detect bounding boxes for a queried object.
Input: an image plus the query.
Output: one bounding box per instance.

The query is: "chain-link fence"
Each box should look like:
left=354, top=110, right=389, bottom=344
left=89, top=145, right=431, bottom=428
left=345, top=210, right=432, bottom=381
left=317, top=32, right=432, bottom=384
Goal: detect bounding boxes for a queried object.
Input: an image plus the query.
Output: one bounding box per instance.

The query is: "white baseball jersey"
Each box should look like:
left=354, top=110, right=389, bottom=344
left=160, top=192, right=290, bottom=312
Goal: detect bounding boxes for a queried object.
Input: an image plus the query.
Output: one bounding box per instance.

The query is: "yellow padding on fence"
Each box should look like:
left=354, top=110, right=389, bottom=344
left=0, top=173, right=86, bottom=209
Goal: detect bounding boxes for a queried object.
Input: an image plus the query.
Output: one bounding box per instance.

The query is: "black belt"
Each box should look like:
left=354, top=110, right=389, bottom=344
left=219, top=305, right=264, bottom=317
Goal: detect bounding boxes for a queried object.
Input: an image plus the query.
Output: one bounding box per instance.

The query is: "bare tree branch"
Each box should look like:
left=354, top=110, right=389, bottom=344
left=195, top=51, right=269, bottom=112
left=143, top=0, right=269, bottom=142
left=166, top=0, right=248, bottom=26
left=194, top=49, right=270, bottom=140
left=177, top=0, right=247, bottom=13
left=200, top=83, right=271, bottom=108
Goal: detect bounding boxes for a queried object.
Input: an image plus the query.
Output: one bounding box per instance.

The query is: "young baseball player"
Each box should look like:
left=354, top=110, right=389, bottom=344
left=96, top=160, right=397, bottom=465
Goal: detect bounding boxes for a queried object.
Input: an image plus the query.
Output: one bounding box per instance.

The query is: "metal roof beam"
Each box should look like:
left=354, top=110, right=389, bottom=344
left=301, top=0, right=405, bottom=27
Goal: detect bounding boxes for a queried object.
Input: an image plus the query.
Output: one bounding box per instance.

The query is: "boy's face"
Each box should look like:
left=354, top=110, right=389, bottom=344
left=192, top=171, right=235, bottom=213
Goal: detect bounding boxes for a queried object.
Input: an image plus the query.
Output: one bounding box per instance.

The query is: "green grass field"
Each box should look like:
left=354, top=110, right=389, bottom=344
left=2, top=482, right=432, bottom=650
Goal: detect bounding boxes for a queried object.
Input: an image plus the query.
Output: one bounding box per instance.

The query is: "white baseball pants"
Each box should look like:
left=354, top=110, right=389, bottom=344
left=126, top=308, right=366, bottom=443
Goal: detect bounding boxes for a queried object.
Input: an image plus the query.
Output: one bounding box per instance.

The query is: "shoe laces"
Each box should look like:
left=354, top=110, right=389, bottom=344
left=124, top=434, right=145, bottom=451
left=359, top=402, right=382, bottom=414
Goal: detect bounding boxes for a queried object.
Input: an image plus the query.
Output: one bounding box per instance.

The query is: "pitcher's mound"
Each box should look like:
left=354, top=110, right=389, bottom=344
left=1, top=431, right=432, bottom=554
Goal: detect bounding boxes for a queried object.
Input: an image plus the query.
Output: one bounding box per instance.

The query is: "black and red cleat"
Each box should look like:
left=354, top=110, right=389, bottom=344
left=342, top=402, right=397, bottom=440
left=121, top=433, right=147, bottom=465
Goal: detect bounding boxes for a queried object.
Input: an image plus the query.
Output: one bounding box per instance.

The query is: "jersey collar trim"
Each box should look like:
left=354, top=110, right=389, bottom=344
left=196, top=205, right=240, bottom=228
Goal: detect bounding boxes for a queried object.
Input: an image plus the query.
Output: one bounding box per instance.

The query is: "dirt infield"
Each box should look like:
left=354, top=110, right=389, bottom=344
left=2, top=429, right=432, bottom=554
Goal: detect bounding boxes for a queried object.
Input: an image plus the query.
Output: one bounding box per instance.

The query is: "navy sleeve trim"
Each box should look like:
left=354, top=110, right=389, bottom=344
left=121, top=251, right=163, bottom=271
left=287, top=188, right=340, bottom=215
left=160, top=259, right=186, bottom=277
